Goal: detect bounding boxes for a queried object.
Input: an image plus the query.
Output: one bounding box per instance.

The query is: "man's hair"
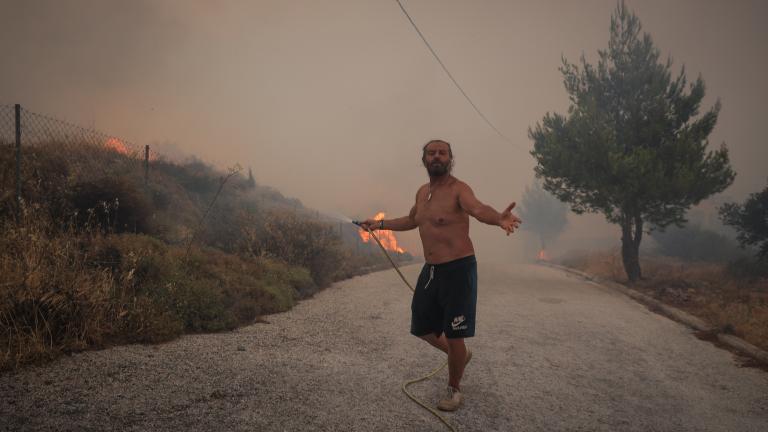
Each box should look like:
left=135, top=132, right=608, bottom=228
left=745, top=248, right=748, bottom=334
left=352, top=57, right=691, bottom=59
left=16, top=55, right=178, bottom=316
left=421, top=139, right=454, bottom=167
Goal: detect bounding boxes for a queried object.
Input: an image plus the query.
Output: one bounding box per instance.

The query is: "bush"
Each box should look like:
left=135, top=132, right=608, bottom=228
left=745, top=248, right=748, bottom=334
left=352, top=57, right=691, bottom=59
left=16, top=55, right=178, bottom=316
left=69, top=176, right=153, bottom=234
left=727, top=257, right=768, bottom=280
left=650, top=224, right=745, bottom=262
left=720, top=181, right=768, bottom=259
left=153, top=158, right=219, bottom=196
left=249, top=209, right=346, bottom=289
left=98, top=235, right=307, bottom=334
left=0, top=144, right=71, bottom=220
left=0, top=204, right=313, bottom=370
left=1, top=139, right=402, bottom=370
left=0, top=206, right=116, bottom=369
left=198, top=199, right=254, bottom=253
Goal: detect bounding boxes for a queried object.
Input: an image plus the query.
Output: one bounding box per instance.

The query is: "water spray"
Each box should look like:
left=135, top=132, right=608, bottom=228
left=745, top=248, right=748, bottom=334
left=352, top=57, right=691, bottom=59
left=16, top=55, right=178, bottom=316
left=350, top=219, right=457, bottom=432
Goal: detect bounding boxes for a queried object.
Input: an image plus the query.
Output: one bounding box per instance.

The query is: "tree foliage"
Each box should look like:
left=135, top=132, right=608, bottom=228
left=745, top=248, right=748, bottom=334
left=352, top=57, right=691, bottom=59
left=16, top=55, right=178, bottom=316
left=529, top=1, right=735, bottom=281
left=719, top=181, right=768, bottom=259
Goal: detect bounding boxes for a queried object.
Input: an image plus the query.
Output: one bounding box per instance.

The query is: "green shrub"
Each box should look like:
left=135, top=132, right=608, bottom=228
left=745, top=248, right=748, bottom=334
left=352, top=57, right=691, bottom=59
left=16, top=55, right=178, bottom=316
left=650, top=224, right=745, bottom=262
left=251, top=209, right=346, bottom=288
left=97, top=235, right=308, bottom=331
left=720, top=181, right=768, bottom=259
left=259, top=258, right=312, bottom=308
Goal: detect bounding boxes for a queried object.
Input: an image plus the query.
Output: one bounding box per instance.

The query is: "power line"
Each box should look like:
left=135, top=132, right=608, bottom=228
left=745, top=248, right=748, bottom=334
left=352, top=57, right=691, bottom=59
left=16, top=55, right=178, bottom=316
left=394, top=0, right=524, bottom=152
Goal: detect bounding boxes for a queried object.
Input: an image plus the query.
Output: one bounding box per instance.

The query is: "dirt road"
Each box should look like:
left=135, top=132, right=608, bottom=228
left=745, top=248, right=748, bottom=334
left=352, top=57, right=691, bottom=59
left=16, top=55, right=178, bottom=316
left=2, top=262, right=766, bottom=431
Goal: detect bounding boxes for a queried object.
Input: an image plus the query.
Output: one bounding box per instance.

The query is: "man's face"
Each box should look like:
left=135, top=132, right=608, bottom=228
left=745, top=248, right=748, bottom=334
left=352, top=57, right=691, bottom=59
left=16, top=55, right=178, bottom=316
left=423, top=142, right=452, bottom=177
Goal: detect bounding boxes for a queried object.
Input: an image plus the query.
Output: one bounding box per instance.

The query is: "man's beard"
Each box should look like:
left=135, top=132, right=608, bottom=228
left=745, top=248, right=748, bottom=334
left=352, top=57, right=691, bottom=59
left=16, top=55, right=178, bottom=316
left=426, top=161, right=450, bottom=177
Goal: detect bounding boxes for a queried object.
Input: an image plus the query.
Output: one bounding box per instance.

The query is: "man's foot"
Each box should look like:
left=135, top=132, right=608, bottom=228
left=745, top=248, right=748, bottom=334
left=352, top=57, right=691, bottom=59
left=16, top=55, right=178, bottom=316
left=465, top=348, right=473, bottom=366
left=437, top=386, right=463, bottom=412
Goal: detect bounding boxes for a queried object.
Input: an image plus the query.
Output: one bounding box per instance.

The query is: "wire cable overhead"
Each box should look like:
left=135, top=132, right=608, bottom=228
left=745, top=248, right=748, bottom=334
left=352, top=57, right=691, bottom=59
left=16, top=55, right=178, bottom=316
left=394, top=0, right=519, bottom=149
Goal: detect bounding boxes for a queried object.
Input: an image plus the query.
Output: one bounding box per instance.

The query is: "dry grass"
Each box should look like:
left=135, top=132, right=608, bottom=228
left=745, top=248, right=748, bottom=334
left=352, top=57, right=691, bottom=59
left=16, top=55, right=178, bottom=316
left=0, top=142, right=404, bottom=371
left=1, top=205, right=116, bottom=369
left=0, top=203, right=311, bottom=371
left=561, top=249, right=768, bottom=352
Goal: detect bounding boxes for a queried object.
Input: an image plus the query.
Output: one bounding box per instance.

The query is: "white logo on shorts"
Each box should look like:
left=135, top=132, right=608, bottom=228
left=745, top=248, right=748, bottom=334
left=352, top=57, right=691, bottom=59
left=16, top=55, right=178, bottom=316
left=451, top=315, right=467, bottom=330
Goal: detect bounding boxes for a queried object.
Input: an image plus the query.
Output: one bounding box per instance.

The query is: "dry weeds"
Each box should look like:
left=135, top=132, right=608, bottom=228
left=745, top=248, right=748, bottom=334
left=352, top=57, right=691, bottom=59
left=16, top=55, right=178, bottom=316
left=0, top=203, right=311, bottom=371
left=560, top=249, right=768, bottom=352
left=0, top=143, right=404, bottom=371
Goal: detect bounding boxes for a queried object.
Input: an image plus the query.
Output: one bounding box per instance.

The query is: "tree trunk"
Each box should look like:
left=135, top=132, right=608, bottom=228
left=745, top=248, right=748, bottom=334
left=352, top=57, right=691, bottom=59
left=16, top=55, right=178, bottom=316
left=620, top=212, right=643, bottom=282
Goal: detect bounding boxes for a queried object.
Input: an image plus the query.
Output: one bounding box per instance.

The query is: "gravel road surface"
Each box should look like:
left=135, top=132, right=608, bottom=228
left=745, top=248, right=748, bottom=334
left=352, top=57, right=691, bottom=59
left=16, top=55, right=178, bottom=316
left=1, top=262, right=767, bottom=431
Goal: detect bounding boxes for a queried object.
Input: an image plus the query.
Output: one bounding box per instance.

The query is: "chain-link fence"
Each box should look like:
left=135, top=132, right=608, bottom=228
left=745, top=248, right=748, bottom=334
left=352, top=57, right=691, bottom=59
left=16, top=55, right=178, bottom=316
left=0, top=105, right=15, bottom=144
left=1, top=104, right=162, bottom=216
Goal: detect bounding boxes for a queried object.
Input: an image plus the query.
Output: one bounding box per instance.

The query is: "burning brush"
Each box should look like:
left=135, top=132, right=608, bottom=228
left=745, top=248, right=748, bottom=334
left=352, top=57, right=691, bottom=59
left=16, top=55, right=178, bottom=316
left=355, top=212, right=405, bottom=254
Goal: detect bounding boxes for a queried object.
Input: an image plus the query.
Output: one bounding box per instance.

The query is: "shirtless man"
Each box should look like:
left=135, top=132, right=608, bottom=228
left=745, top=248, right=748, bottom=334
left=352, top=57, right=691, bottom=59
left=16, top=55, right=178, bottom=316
left=359, top=139, right=521, bottom=411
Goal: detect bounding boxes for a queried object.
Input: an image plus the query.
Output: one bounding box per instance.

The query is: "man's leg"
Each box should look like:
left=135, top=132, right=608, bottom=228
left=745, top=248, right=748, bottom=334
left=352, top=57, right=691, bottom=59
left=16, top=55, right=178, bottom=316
left=434, top=337, right=468, bottom=412
left=418, top=334, right=471, bottom=386
left=446, top=338, right=467, bottom=390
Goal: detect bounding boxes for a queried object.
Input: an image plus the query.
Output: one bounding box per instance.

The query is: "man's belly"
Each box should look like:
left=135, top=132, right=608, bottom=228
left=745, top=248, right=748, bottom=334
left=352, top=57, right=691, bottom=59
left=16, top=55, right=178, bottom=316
left=419, top=227, right=474, bottom=264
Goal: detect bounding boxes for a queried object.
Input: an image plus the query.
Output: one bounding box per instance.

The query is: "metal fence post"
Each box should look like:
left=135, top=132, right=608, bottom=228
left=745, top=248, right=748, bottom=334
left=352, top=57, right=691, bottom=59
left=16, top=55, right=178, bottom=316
left=15, top=104, right=21, bottom=212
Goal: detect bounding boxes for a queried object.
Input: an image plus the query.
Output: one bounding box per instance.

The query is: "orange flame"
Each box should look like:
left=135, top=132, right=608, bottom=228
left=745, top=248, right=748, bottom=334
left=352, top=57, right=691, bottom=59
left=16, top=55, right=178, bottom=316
left=537, top=249, right=550, bottom=261
left=104, top=137, right=130, bottom=155
left=103, top=138, right=158, bottom=161
left=358, top=212, right=406, bottom=253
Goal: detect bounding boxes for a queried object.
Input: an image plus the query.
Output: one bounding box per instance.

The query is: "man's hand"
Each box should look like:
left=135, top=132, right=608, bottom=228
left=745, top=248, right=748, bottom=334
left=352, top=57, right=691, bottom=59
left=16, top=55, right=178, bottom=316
left=358, top=218, right=382, bottom=231
left=499, top=202, right=522, bottom=236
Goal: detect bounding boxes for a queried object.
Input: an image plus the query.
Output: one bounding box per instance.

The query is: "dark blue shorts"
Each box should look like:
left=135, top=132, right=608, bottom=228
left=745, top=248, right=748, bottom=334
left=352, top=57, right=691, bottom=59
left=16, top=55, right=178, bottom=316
left=410, top=255, right=477, bottom=339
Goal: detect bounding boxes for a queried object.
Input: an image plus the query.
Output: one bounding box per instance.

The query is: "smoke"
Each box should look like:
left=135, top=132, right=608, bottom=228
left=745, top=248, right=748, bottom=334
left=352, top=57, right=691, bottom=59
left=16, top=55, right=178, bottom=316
left=2, top=0, right=767, bottom=260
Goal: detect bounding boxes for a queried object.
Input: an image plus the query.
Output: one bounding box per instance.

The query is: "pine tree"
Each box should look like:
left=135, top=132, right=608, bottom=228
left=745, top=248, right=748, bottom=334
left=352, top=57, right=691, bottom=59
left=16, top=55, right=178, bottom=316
left=529, top=1, right=735, bottom=281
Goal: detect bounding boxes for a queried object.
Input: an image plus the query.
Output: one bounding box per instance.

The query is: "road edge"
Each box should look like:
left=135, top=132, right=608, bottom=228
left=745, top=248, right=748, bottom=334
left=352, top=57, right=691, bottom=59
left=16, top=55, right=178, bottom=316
left=538, top=261, right=768, bottom=364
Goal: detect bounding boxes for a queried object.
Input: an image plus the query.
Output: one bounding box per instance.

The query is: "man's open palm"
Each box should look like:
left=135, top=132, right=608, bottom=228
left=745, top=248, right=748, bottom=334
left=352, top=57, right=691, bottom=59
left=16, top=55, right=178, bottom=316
left=500, top=202, right=522, bottom=235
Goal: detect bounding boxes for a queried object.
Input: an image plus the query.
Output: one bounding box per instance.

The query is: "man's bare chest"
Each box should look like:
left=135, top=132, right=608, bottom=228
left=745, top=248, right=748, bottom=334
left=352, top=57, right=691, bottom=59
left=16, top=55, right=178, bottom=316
left=415, top=191, right=465, bottom=227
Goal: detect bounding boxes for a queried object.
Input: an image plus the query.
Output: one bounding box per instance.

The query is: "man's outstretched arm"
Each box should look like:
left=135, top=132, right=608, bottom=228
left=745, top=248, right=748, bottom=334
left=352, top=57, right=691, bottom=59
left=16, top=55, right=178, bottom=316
left=359, top=205, right=417, bottom=232
left=457, top=182, right=521, bottom=235
left=360, top=188, right=420, bottom=232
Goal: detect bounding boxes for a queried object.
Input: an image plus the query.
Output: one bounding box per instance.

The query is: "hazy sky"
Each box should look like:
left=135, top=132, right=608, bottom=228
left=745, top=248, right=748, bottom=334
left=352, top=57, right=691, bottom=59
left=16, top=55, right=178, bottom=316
left=2, top=0, right=767, bottom=257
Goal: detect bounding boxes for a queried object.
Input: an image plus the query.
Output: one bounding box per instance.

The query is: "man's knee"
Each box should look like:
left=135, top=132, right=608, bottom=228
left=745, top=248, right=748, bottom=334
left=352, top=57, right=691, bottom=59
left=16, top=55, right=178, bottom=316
left=417, top=331, right=441, bottom=341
